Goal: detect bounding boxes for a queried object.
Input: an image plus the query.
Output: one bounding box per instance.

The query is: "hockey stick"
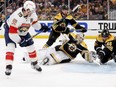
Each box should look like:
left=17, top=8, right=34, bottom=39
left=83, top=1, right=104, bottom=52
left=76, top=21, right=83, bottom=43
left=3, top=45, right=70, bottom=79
left=26, top=30, right=43, bottom=42
left=71, top=5, right=81, bottom=13
left=26, top=5, right=81, bottom=42
left=54, top=4, right=81, bottom=25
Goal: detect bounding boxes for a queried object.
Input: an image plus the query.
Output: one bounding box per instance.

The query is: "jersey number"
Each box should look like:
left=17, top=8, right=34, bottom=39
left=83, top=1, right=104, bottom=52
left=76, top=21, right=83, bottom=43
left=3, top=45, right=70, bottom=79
left=18, top=12, right=23, bottom=17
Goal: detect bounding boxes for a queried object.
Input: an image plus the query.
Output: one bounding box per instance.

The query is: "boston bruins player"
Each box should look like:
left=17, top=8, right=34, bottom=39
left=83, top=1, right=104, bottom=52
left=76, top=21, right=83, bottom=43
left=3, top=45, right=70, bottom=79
left=43, top=5, right=87, bottom=48
left=38, top=33, right=96, bottom=65
left=94, top=29, right=116, bottom=64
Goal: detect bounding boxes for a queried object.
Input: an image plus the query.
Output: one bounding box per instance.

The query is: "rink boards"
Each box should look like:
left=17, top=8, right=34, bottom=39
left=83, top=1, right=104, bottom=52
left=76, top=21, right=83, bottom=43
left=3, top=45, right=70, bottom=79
left=0, top=20, right=116, bottom=39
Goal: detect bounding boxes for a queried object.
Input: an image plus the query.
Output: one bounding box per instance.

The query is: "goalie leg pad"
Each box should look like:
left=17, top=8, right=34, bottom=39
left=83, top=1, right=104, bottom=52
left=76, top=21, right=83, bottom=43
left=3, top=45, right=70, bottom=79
left=84, top=51, right=97, bottom=63
left=85, top=51, right=92, bottom=63
left=90, top=51, right=97, bottom=60
left=41, top=48, right=70, bottom=65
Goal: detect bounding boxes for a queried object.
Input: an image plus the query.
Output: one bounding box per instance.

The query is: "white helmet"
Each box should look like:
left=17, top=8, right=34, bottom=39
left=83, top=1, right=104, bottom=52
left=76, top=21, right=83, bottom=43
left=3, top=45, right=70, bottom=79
left=23, top=1, right=36, bottom=13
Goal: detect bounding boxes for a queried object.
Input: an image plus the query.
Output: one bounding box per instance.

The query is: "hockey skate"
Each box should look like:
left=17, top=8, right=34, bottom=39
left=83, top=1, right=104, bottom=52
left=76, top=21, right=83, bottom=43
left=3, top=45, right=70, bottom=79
left=5, top=65, right=12, bottom=76
left=112, top=53, right=116, bottom=62
left=31, top=61, right=42, bottom=72
left=113, top=55, right=116, bottom=62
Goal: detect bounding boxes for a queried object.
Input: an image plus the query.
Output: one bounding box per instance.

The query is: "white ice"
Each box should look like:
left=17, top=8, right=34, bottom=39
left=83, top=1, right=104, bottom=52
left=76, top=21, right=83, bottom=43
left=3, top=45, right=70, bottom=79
left=0, top=38, right=116, bottom=87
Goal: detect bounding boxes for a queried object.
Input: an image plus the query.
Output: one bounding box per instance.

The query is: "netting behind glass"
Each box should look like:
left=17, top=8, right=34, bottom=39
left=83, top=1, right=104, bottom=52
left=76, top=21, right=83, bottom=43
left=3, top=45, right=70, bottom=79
left=1, top=0, right=116, bottom=20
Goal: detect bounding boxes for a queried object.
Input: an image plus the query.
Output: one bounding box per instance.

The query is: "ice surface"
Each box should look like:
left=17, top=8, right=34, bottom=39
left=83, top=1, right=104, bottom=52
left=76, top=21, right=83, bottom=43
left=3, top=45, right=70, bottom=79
left=0, top=38, right=116, bottom=87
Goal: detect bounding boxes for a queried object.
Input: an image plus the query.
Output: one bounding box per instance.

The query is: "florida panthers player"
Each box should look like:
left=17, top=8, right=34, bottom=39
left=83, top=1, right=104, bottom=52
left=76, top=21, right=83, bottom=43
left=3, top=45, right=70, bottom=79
left=4, top=1, right=50, bottom=76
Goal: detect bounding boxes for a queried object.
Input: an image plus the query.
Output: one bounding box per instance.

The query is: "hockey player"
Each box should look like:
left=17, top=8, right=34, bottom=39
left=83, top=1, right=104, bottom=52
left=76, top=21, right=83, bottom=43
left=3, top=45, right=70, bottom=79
left=94, top=29, right=116, bottom=64
left=4, top=1, right=50, bottom=76
left=37, top=33, right=96, bottom=65
left=43, top=5, right=87, bottom=48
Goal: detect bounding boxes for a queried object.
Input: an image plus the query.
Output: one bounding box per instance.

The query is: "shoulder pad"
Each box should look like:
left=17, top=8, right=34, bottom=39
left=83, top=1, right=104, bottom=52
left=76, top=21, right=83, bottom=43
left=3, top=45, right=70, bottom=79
left=54, top=13, right=62, bottom=20
left=66, top=15, right=73, bottom=20
left=96, top=34, right=103, bottom=42
left=80, top=41, right=88, bottom=49
left=106, top=34, right=115, bottom=42
left=69, top=33, right=76, bottom=39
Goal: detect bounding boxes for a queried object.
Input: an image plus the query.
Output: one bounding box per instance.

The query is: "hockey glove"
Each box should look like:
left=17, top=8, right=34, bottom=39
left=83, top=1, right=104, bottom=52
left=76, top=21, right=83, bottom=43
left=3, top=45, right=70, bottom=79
left=40, top=25, right=51, bottom=32
left=55, top=17, right=66, bottom=25
left=98, top=50, right=105, bottom=60
left=19, top=38, right=27, bottom=47
left=96, top=47, right=102, bottom=54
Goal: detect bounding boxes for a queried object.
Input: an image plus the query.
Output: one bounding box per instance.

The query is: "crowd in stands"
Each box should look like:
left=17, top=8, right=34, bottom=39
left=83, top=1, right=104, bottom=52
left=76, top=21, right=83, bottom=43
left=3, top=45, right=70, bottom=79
left=0, top=0, right=116, bottom=25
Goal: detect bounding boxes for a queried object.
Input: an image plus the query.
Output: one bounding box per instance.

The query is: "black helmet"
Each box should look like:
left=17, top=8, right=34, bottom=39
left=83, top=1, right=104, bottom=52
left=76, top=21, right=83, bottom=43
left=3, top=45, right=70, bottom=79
left=61, top=5, right=68, bottom=10
left=101, top=29, right=110, bottom=38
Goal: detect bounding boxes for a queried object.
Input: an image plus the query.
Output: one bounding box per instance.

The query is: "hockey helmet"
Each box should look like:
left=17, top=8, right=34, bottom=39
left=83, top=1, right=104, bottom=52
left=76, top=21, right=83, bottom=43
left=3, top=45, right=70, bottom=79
left=61, top=5, right=68, bottom=10
left=101, top=29, right=110, bottom=38
left=76, top=33, right=84, bottom=44
left=23, top=1, right=36, bottom=13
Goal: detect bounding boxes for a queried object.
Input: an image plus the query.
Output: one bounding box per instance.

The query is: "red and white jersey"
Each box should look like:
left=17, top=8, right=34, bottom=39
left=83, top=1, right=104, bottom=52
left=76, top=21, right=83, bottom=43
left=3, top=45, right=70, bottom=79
left=6, top=7, right=41, bottom=43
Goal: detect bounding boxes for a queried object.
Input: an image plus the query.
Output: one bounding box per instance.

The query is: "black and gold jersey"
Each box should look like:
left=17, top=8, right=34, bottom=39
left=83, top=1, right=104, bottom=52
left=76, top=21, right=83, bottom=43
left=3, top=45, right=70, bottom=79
left=94, top=33, right=115, bottom=52
left=51, top=13, right=86, bottom=33
left=59, top=33, right=88, bottom=59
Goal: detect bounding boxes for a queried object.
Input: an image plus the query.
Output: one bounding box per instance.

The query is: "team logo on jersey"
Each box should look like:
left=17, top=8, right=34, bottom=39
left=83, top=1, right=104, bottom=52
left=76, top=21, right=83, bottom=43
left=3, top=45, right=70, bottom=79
left=19, top=23, right=30, bottom=32
left=60, top=22, right=66, bottom=28
left=68, top=43, right=77, bottom=52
